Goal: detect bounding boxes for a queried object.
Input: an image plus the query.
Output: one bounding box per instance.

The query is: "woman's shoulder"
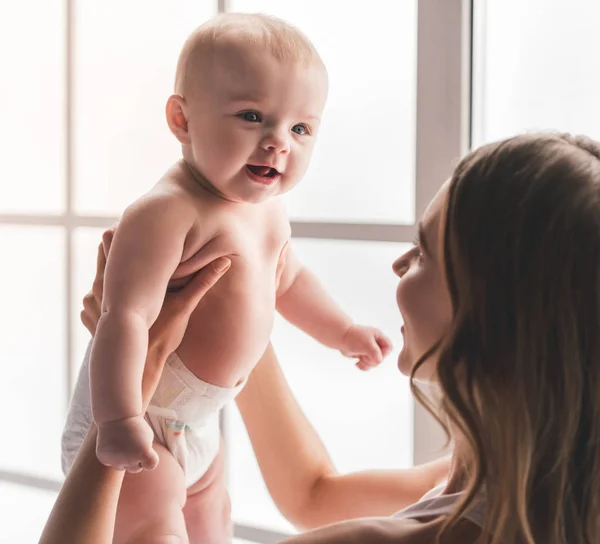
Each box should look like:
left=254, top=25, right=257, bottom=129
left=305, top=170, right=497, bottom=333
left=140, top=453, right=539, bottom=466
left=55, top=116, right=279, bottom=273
left=397, top=517, right=482, bottom=544
left=357, top=517, right=482, bottom=544
left=279, top=516, right=482, bottom=544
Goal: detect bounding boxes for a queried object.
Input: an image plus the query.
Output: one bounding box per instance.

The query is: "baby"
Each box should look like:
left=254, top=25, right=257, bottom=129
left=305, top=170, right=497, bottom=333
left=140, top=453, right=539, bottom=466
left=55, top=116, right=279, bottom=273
left=62, top=13, right=392, bottom=543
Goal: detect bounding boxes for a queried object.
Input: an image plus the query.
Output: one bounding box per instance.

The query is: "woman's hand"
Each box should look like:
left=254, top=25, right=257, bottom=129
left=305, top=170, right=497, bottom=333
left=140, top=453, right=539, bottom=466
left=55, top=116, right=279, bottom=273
left=80, top=227, right=231, bottom=397
left=40, top=229, right=230, bottom=544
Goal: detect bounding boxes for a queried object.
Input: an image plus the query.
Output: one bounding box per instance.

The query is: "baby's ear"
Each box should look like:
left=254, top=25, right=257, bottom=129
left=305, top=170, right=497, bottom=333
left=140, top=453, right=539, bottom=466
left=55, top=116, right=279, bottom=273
left=165, top=94, right=190, bottom=145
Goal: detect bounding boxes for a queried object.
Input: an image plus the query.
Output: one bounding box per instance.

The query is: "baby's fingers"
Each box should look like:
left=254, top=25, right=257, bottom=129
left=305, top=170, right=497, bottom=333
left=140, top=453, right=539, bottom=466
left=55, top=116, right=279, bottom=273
left=138, top=447, right=159, bottom=472
left=365, top=337, right=383, bottom=364
left=356, top=356, right=373, bottom=371
left=376, top=333, right=394, bottom=357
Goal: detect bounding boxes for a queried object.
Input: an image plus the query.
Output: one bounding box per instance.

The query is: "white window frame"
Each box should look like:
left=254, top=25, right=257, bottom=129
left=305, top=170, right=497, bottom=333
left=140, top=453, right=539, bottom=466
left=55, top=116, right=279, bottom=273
left=0, top=1, right=472, bottom=542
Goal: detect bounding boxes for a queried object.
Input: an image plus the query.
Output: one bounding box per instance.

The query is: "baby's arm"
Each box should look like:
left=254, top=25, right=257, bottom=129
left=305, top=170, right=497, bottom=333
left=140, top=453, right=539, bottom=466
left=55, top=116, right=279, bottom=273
left=276, top=244, right=392, bottom=369
left=90, top=193, right=195, bottom=470
left=276, top=245, right=352, bottom=348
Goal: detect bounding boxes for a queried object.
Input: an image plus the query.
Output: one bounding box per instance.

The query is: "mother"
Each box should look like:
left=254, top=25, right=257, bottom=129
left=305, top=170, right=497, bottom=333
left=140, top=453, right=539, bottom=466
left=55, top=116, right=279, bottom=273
left=42, top=132, right=600, bottom=543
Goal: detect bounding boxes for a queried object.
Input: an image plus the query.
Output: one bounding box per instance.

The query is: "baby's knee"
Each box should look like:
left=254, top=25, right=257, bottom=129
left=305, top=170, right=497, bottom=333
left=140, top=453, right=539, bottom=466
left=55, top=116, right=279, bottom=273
left=123, top=509, right=189, bottom=544
left=130, top=537, right=187, bottom=544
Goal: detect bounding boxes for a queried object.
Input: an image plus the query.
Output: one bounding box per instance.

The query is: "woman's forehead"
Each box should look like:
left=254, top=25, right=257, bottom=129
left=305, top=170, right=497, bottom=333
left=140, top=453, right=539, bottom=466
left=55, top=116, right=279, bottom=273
left=421, top=180, right=450, bottom=245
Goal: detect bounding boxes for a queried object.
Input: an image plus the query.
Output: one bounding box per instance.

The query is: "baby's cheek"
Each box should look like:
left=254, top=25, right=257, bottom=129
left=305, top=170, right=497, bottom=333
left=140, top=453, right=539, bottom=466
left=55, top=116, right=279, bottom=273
left=292, top=152, right=312, bottom=179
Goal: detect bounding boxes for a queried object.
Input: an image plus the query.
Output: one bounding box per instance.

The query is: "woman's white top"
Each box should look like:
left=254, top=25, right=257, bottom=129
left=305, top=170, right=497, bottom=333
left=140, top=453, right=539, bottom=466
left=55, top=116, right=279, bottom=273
left=393, top=483, right=485, bottom=528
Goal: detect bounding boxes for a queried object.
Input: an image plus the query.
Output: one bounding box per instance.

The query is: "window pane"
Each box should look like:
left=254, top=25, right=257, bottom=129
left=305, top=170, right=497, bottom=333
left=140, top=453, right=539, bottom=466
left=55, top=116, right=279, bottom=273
left=0, top=483, right=57, bottom=543
left=0, top=1, right=65, bottom=214
left=71, top=228, right=105, bottom=381
left=73, top=2, right=214, bottom=215
left=0, top=227, right=66, bottom=479
left=228, top=239, right=412, bottom=533
left=230, top=1, right=417, bottom=224
left=473, top=0, right=600, bottom=145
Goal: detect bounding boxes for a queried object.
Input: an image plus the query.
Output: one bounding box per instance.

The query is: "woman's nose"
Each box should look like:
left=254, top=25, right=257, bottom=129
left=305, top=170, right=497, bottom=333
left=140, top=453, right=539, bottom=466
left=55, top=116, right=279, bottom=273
left=392, top=255, right=408, bottom=278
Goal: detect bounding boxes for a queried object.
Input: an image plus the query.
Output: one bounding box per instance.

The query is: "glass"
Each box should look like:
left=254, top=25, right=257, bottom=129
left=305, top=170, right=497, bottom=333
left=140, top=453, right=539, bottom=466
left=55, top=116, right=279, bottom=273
left=73, top=1, right=215, bottom=215
left=228, top=239, right=413, bottom=533
left=230, top=1, right=417, bottom=223
left=0, top=227, right=66, bottom=479
left=473, top=0, right=600, bottom=145
left=0, top=483, right=57, bottom=543
left=0, top=1, right=65, bottom=214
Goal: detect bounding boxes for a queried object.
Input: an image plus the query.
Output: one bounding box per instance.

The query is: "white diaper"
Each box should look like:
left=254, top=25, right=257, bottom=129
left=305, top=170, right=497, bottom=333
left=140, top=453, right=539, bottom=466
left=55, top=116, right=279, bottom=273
left=61, top=342, right=245, bottom=487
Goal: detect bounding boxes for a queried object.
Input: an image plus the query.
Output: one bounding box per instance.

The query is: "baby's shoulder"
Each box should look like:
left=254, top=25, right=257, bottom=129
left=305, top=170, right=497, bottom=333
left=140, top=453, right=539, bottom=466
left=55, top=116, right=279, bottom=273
left=125, top=186, right=198, bottom=225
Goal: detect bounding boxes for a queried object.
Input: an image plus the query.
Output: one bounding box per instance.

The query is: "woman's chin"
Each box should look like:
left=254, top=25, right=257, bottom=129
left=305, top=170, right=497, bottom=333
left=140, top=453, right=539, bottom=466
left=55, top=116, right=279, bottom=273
left=397, top=349, right=414, bottom=377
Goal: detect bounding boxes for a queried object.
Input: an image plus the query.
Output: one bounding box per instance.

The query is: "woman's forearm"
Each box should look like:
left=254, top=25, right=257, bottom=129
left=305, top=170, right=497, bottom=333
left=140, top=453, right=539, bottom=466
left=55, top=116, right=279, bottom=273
left=40, top=345, right=171, bottom=544
left=39, top=426, right=125, bottom=544
left=236, top=344, right=451, bottom=529
left=236, top=343, right=337, bottom=528
left=304, top=458, right=451, bottom=527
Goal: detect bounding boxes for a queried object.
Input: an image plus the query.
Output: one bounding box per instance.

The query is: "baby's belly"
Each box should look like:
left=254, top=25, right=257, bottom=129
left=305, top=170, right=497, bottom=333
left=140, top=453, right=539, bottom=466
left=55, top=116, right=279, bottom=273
left=175, top=279, right=276, bottom=388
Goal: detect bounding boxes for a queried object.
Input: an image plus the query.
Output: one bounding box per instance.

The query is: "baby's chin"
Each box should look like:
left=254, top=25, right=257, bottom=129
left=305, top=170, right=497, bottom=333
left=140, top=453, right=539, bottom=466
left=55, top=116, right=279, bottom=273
left=218, top=184, right=276, bottom=204
left=230, top=181, right=287, bottom=204
left=236, top=190, right=278, bottom=204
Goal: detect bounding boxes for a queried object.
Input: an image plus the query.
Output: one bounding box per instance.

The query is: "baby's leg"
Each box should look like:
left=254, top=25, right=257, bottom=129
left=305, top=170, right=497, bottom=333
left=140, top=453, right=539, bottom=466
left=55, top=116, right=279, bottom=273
left=184, top=440, right=232, bottom=544
left=114, top=442, right=188, bottom=544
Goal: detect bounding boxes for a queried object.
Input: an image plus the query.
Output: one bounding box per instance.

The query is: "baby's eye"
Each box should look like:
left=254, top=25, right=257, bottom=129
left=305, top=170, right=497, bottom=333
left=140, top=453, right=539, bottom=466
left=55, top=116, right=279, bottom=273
left=292, top=124, right=308, bottom=135
left=239, top=111, right=262, bottom=123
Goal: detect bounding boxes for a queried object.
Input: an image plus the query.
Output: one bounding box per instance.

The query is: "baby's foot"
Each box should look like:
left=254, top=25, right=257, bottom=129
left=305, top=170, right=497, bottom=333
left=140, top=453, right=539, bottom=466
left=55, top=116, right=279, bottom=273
left=96, top=415, right=159, bottom=472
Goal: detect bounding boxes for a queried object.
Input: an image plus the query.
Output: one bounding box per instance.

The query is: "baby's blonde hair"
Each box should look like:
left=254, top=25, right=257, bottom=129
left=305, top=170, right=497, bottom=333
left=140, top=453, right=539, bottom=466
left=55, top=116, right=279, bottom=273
left=174, top=13, right=324, bottom=95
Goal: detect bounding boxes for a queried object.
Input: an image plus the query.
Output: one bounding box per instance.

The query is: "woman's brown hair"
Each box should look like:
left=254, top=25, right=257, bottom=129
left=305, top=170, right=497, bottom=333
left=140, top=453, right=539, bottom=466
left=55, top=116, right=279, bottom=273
left=412, top=133, right=600, bottom=543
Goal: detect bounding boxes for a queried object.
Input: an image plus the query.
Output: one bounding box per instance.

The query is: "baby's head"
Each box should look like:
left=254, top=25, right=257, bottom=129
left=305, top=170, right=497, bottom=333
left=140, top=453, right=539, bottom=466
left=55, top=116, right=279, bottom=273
left=166, top=13, right=328, bottom=203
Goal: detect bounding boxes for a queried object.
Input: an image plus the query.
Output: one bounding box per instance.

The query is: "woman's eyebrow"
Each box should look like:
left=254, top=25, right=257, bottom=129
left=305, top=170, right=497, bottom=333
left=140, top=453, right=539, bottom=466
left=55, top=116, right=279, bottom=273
left=418, top=221, right=431, bottom=257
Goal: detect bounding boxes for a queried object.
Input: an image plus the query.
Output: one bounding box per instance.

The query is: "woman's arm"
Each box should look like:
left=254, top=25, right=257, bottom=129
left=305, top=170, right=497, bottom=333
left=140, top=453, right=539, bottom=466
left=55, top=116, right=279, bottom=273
left=236, top=345, right=451, bottom=530
left=39, top=235, right=230, bottom=544
left=39, top=425, right=124, bottom=544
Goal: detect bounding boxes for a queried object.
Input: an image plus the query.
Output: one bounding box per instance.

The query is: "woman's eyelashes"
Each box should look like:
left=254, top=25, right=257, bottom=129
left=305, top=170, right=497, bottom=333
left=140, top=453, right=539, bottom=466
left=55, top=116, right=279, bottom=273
left=412, top=238, right=424, bottom=263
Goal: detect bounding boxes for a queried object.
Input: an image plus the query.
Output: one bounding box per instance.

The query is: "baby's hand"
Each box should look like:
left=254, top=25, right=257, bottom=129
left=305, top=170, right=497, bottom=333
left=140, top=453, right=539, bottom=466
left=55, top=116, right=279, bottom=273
left=96, top=415, right=159, bottom=473
left=339, top=324, right=393, bottom=371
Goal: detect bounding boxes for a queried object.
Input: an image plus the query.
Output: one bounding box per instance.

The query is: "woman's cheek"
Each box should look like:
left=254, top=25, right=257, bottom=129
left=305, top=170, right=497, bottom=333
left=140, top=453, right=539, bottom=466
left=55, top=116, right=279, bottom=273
left=396, top=269, right=421, bottom=323
left=397, top=268, right=445, bottom=343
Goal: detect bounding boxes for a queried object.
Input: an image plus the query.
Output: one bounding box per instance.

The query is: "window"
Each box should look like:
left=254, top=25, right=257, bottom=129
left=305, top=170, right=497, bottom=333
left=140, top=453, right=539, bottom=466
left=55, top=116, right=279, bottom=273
left=0, top=0, right=66, bottom=215
left=472, top=0, right=600, bottom=146
left=224, top=1, right=421, bottom=534
left=229, top=241, right=412, bottom=533
left=231, top=0, right=418, bottom=224
left=0, top=1, right=468, bottom=542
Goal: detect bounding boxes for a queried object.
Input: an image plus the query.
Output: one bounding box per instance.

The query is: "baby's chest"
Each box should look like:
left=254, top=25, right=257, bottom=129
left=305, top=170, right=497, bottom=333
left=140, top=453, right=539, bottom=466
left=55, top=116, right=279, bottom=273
left=225, top=226, right=288, bottom=285
left=173, top=208, right=290, bottom=294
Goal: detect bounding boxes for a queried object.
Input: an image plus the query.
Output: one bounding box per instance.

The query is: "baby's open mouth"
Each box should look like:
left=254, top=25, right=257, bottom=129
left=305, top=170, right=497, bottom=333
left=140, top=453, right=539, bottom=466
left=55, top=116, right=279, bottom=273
left=246, top=164, right=280, bottom=178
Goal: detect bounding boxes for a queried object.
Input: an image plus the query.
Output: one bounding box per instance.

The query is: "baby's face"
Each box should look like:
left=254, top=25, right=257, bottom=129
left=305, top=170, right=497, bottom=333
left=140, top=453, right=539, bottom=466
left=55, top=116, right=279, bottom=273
left=184, top=47, right=328, bottom=203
